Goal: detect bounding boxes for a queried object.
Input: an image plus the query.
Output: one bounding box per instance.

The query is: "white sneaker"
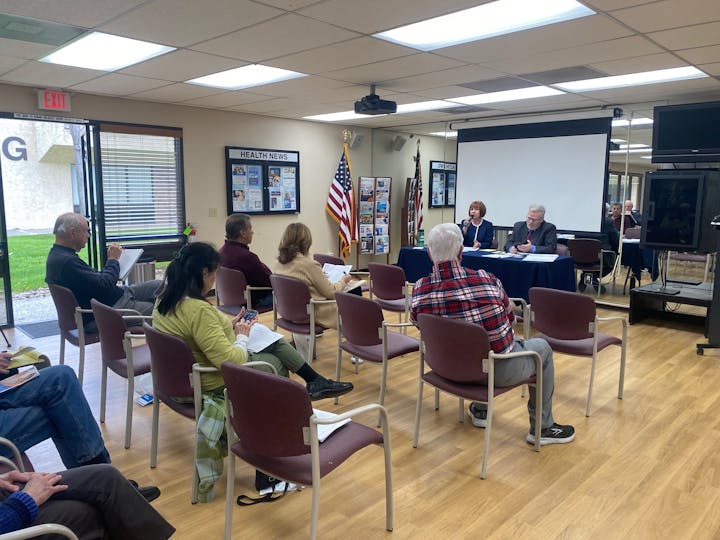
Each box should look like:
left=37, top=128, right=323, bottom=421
left=467, top=402, right=487, bottom=428
left=350, top=356, right=365, bottom=365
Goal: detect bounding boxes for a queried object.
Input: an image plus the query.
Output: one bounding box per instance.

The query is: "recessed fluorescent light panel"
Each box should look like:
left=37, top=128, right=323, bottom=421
left=612, top=117, right=653, bottom=128
left=430, top=131, right=458, bottom=138
left=554, top=66, right=706, bottom=92
left=396, top=100, right=457, bottom=113
left=187, top=65, right=305, bottom=90
left=450, top=86, right=564, bottom=105
left=40, top=32, right=175, bottom=71
left=374, top=0, right=595, bottom=51
left=304, top=111, right=371, bottom=122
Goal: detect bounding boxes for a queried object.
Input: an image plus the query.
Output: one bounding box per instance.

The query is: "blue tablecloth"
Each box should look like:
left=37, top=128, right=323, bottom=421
left=396, top=247, right=576, bottom=301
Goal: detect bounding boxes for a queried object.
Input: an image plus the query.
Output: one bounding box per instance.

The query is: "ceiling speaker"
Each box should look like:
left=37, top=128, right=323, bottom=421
left=391, top=135, right=407, bottom=151
left=349, top=133, right=364, bottom=149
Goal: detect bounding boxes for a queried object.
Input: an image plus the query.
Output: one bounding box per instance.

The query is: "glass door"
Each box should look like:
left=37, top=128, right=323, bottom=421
left=0, top=163, right=12, bottom=329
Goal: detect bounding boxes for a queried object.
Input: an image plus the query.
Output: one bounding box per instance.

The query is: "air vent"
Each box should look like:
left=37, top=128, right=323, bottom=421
left=0, top=13, right=85, bottom=46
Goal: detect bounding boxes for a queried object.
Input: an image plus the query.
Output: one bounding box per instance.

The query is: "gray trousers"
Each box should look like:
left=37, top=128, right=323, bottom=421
left=113, top=280, right=163, bottom=315
left=6, top=464, right=175, bottom=540
left=490, top=338, right=555, bottom=431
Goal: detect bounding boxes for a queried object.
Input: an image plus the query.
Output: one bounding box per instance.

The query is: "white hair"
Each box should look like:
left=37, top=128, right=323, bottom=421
left=426, top=223, right=463, bottom=264
left=53, top=213, right=83, bottom=235
left=528, top=204, right=545, bottom=216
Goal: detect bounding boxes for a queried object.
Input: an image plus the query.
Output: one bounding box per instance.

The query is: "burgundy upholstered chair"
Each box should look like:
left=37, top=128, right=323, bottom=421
left=567, top=238, right=604, bottom=297
left=48, top=284, right=100, bottom=385
left=269, top=274, right=330, bottom=363
left=367, top=263, right=411, bottom=323
left=413, top=313, right=541, bottom=479
left=91, top=299, right=152, bottom=449
left=313, top=253, right=344, bottom=266
left=215, top=266, right=272, bottom=315
left=334, top=292, right=419, bottom=420
left=221, top=363, right=393, bottom=540
left=529, top=287, right=627, bottom=417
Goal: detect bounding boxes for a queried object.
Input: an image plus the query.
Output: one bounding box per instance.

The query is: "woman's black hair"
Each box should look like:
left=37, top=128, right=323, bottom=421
left=156, top=242, right=221, bottom=315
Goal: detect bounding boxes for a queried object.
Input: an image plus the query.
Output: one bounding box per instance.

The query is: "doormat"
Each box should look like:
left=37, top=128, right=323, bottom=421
left=16, top=320, right=60, bottom=339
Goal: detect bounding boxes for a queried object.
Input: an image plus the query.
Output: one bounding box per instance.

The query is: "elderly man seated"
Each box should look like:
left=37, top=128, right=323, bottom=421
left=45, top=213, right=162, bottom=329
left=411, top=223, right=574, bottom=446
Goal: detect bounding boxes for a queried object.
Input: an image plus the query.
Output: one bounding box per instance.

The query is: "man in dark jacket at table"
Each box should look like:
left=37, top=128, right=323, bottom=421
left=505, top=204, right=557, bottom=255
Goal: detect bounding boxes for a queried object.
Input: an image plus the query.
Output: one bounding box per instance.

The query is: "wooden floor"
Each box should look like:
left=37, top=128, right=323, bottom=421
left=5, top=296, right=720, bottom=539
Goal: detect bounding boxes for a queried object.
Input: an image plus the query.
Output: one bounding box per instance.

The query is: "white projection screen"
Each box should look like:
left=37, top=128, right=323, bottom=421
left=454, top=118, right=612, bottom=233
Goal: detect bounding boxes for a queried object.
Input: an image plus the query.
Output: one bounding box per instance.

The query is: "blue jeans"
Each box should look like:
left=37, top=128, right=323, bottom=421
left=0, top=365, right=110, bottom=468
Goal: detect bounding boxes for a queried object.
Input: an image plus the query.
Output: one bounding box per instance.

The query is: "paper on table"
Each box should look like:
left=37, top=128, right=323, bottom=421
left=623, top=238, right=640, bottom=244
left=322, top=263, right=352, bottom=283
left=313, top=408, right=352, bottom=443
left=484, top=252, right=514, bottom=258
left=247, top=324, right=284, bottom=353
left=118, top=248, right=144, bottom=281
left=523, top=254, right=559, bottom=262
left=462, top=246, right=478, bottom=252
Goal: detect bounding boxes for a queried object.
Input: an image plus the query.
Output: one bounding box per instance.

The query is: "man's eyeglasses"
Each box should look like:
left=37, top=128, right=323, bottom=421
left=526, top=216, right=542, bottom=222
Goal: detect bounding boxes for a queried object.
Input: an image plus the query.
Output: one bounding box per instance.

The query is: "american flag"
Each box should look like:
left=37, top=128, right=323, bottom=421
left=326, top=143, right=356, bottom=258
left=413, top=142, right=424, bottom=236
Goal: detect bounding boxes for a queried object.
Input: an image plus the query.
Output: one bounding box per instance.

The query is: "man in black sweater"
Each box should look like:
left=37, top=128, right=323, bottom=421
left=45, top=213, right=161, bottom=328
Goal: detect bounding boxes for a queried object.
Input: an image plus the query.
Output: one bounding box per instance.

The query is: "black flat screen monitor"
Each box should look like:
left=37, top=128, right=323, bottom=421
left=641, top=173, right=703, bottom=251
left=652, top=101, right=720, bottom=163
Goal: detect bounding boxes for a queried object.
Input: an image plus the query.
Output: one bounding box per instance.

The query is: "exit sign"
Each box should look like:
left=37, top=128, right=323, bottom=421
left=37, top=89, right=71, bottom=112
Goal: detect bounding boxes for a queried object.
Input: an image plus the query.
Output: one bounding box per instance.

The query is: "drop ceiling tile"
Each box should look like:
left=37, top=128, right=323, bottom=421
left=297, top=0, right=485, bottom=34
left=378, top=65, right=508, bottom=93
left=70, top=73, right=169, bottom=95
left=323, top=53, right=464, bottom=85
left=119, top=50, right=244, bottom=81
left=0, top=55, right=27, bottom=75
left=191, top=13, right=359, bottom=62
left=590, top=53, right=687, bottom=75
left=128, top=83, right=226, bottom=102
left=227, top=97, right=292, bottom=113
left=267, top=37, right=417, bottom=75
left=675, top=44, right=720, bottom=65
left=648, top=21, right=720, bottom=50
left=568, top=76, right=720, bottom=102
left=583, top=0, right=658, bottom=10
left=0, top=61, right=102, bottom=88
left=0, top=0, right=145, bottom=27
left=410, top=85, right=486, bottom=100
left=484, top=36, right=662, bottom=75
left=247, top=78, right=362, bottom=100
left=611, top=0, right=720, bottom=34
left=0, top=37, right=55, bottom=60
left=436, top=15, right=632, bottom=64
left=699, top=62, right=720, bottom=76
left=180, top=92, right=275, bottom=108
left=100, top=0, right=284, bottom=47
left=256, top=0, right=323, bottom=10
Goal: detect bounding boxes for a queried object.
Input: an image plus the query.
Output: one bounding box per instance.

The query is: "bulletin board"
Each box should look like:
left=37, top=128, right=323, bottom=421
left=429, top=160, right=456, bottom=208
left=225, top=146, right=300, bottom=215
left=358, top=176, right=392, bottom=255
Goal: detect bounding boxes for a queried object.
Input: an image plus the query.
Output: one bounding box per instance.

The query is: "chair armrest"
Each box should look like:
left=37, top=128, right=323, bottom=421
left=310, top=299, right=336, bottom=305
left=0, top=438, right=26, bottom=473
left=242, top=361, right=279, bottom=375
left=115, top=308, right=143, bottom=316
left=383, top=321, right=415, bottom=329
left=0, top=524, right=79, bottom=540
left=192, top=364, right=219, bottom=375
left=246, top=286, right=272, bottom=292
left=596, top=316, right=628, bottom=334
left=74, top=307, right=93, bottom=314
left=121, top=314, right=153, bottom=322
left=486, top=349, right=542, bottom=374
left=349, top=271, right=368, bottom=277
left=311, top=402, right=388, bottom=424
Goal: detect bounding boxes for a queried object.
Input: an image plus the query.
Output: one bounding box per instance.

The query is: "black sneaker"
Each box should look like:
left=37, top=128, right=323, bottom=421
left=578, top=278, right=587, bottom=292
left=307, top=377, right=353, bottom=400
left=467, top=402, right=488, bottom=428
left=526, top=423, right=575, bottom=445
left=129, top=480, right=161, bottom=502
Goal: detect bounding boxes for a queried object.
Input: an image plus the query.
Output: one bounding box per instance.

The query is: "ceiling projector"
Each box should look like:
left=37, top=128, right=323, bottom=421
left=354, top=86, right=397, bottom=115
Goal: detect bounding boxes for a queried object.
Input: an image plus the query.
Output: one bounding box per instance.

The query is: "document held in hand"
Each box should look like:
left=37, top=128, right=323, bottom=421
left=321, top=263, right=352, bottom=283
left=118, top=248, right=144, bottom=281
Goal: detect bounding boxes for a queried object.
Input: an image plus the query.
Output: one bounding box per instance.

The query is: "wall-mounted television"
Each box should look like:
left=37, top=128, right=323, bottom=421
left=641, top=170, right=720, bottom=253
left=652, top=101, right=720, bottom=163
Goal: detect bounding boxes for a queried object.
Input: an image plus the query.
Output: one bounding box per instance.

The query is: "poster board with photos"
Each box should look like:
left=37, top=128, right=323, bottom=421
left=429, top=161, right=456, bottom=208
left=358, top=176, right=392, bottom=255
left=225, top=146, right=300, bottom=215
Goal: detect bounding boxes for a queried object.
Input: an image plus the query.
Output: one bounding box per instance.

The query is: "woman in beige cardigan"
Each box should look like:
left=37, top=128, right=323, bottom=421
left=274, top=223, right=353, bottom=354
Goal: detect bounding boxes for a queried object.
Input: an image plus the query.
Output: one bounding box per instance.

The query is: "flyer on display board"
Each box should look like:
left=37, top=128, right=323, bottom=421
left=356, top=176, right=392, bottom=255
left=225, top=146, right=300, bottom=215
left=429, top=161, right=456, bottom=209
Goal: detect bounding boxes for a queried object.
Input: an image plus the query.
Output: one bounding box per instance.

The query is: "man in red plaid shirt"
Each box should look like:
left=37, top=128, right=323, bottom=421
left=411, top=223, right=574, bottom=446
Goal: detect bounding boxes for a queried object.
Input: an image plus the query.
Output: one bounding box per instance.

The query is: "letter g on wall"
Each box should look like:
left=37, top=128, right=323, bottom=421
left=2, top=136, right=28, bottom=161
